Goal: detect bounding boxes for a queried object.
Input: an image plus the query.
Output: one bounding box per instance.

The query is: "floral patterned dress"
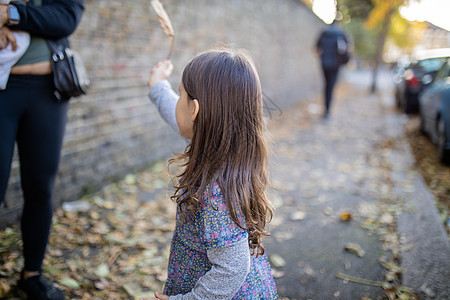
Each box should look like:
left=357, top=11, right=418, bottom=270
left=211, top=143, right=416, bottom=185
left=164, top=183, right=279, bottom=299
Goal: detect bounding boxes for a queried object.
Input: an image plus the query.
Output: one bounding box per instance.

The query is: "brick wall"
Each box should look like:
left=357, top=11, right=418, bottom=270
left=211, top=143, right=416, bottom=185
left=0, top=0, right=324, bottom=226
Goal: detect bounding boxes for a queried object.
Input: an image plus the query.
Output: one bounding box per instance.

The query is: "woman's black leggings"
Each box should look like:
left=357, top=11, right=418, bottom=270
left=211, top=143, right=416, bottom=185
left=0, top=74, right=68, bottom=272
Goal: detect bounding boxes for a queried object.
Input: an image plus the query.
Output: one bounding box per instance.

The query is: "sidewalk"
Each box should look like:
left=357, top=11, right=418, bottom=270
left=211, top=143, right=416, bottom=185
left=265, top=68, right=449, bottom=299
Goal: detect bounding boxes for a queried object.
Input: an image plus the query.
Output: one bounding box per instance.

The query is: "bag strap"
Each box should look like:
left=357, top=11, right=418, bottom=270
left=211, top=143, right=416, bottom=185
left=47, top=37, right=70, bottom=53
left=47, top=39, right=67, bottom=65
left=47, top=39, right=61, bottom=53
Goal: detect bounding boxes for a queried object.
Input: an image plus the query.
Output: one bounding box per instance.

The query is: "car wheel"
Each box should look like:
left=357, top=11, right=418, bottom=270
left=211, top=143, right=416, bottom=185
left=404, top=91, right=417, bottom=114
left=437, top=118, right=450, bottom=164
left=419, top=113, right=426, bottom=135
left=395, top=90, right=401, bottom=108
left=398, top=91, right=407, bottom=112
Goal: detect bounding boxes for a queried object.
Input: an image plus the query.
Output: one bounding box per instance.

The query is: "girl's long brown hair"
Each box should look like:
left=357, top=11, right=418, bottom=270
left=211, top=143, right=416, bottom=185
left=169, top=48, right=273, bottom=256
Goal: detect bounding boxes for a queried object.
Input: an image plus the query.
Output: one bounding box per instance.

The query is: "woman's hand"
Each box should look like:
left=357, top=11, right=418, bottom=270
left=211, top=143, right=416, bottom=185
left=140, top=291, right=169, bottom=300
left=147, top=60, right=173, bottom=89
left=0, top=26, right=17, bottom=51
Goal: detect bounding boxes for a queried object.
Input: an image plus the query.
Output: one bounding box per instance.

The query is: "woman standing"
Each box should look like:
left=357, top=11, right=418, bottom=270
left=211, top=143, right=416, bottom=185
left=0, top=1, right=84, bottom=299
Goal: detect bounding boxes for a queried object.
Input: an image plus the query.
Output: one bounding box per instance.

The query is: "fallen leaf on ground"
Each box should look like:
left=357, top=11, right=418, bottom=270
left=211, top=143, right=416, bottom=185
left=379, top=213, right=394, bottom=224
left=125, top=174, right=136, bottom=185
left=94, top=263, right=110, bottom=278
left=323, top=206, right=333, bottom=216
left=274, top=231, right=294, bottom=242
left=0, top=279, right=10, bottom=298
left=58, top=278, right=81, bottom=289
left=291, top=210, right=306, bottom=221
left=340, top=212, right=352, bottom=222
left=344, top=243, right=366, bottom=257
left=378, top=259, right=402, bottom=274
left=270, top=254, right=286, bottom=268
left=271, top=268, right=285, bottom=278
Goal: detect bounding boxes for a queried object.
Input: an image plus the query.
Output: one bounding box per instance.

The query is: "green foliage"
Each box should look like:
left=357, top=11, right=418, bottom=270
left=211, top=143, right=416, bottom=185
left=338, top=0, right=373, bottom=20
left=337, top=0, right=420, bottom=62
left=388, top=11, right=421, bottom=51
left=337, top=0, right=377, bottom=60
left=343, top=18, right=378, bottom=60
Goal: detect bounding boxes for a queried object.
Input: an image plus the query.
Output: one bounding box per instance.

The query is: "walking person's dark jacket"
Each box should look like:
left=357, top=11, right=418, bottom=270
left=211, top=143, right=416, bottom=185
left=316, top=24, right=347, bottom=69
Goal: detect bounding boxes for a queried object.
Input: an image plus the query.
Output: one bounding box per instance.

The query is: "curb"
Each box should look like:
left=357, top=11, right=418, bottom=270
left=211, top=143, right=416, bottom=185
left=385, top=116, right=450, bottom=299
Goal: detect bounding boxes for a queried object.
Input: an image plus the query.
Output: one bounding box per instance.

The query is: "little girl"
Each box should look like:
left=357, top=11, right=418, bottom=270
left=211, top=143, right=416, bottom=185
left=146, top=48, right=279, bottom=299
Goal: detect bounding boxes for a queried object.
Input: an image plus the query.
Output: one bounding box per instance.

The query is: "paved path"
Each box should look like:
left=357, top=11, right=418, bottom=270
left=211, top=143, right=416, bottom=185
left=265, top=69, right=449, bottom=299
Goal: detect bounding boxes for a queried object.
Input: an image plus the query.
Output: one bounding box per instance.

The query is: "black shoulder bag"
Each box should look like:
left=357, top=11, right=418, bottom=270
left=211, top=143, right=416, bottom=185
left=47, top=39, right=90, bottom=102
left=337, top=36, right=350, bottom=65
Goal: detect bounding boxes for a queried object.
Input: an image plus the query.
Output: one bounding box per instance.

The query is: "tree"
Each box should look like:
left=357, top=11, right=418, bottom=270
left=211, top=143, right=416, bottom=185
left=364, top=0, right=416, bottom=93
left=337, top=0, right=375, bottom=62
left=365, top=0, right=399, bottom=92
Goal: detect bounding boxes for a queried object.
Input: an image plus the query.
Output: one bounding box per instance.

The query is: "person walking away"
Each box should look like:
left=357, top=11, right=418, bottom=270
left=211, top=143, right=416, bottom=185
left=0, top=0, right=84, bottom=299
left=316, top=19, right=349, bottom=119
left=144, top=49, right=279, bottom=299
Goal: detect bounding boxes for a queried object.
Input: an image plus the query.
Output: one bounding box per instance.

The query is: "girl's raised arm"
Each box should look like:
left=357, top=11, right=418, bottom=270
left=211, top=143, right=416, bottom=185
left=147, top=60, right=179, bottom=133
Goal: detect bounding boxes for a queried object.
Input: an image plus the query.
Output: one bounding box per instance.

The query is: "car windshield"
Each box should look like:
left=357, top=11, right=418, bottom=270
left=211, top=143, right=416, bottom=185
left=418, top=57, right=448, bottom=73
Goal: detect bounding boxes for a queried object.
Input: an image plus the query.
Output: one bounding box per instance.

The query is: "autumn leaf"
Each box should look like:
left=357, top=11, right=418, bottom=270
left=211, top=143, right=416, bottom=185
left=94, top=263, right=110, bottom=278
left=340, top=212, right=352, bottom=222
left=270, top=254, right=286, bottom=268
left=344, top=243, right=366, bottom=258
left=271, top=268, right=285, bottom=278
left=291, top=210, right=306, bottom=221
left=59, top=278, right=81, bottom=289
left=0, top=279, right=11, bottom=298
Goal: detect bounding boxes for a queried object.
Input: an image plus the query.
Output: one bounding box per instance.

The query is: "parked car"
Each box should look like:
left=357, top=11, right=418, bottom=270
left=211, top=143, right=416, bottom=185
left=396, top=48, right=450, bottom=114
left=393, top=55, right=410, bottom=105
left=419, top=57, right=450, bottom=164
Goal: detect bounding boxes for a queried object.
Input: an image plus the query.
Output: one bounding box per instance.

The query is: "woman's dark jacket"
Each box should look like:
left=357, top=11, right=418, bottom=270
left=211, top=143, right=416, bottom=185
left=12, top=0, right=84, bottom=47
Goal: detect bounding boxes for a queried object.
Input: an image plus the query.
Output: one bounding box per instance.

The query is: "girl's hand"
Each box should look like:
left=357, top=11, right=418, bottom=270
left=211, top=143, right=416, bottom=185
left=139, top=291, right=169, bottom=300
left=147, top=60, right=173, bottom=88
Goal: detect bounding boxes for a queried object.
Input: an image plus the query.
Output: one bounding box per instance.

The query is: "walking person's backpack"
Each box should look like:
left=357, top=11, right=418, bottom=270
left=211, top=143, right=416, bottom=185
left=337, top=36, right=350, bottom=65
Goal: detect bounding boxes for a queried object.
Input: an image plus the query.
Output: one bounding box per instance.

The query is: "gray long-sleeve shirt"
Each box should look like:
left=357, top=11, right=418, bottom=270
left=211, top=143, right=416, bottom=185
left=148, top=80, right=250, bottom=299
left=148, top=80, right=179, bottom=133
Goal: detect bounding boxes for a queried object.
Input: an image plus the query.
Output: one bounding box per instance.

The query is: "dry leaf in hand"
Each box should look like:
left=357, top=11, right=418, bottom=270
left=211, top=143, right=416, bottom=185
left=151, top=0, right=175, bottom=58
left=151, top=0, right=174, bottom=37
